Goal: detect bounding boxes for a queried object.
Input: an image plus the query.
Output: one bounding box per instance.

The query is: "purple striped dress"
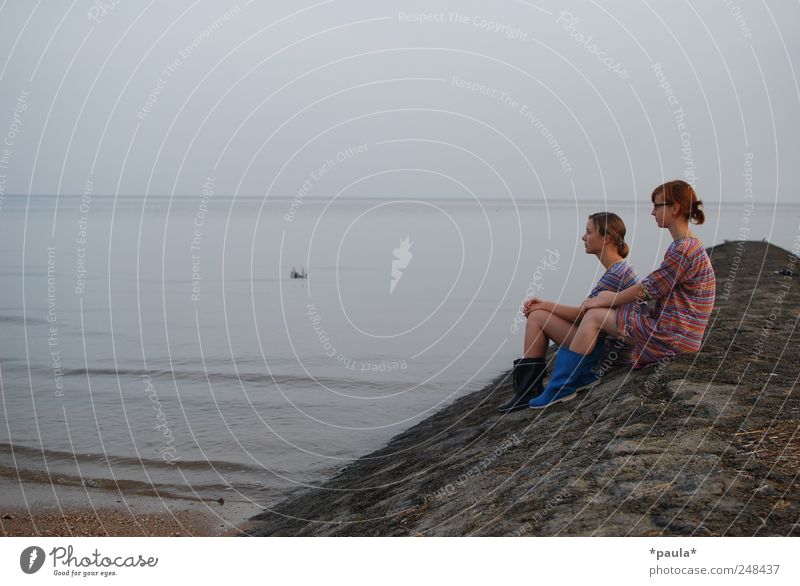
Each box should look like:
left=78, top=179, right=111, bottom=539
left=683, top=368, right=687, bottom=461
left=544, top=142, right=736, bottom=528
left=616, top=237, right=716, bottom=367
left=589, top=260, right=639, bottom=299
left=587, top=260, right=639, bottom=366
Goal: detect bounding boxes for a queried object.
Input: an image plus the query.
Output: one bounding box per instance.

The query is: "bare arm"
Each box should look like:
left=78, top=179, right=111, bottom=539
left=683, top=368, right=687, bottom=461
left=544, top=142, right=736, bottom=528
left=581, top=283, right=647, bottom=312
left=548, top=302, right=582, bottom=322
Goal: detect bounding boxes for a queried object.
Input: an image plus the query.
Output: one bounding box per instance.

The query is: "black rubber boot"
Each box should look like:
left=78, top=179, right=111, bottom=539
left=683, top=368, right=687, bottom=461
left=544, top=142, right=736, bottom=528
left=496, top=357, right=547, bottom=413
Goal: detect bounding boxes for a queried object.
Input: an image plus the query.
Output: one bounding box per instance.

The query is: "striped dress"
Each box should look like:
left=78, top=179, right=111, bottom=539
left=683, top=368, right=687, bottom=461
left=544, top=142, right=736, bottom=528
left=588, top=260, right=639, bottom=365
left=616, top=237, right=716, bottom=367
left=589, top=260, right=639, bottom=299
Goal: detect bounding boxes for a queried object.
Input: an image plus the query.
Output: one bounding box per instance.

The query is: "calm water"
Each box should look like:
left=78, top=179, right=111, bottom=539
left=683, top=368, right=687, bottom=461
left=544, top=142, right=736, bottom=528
left=1, top=195, right=797, bottom=506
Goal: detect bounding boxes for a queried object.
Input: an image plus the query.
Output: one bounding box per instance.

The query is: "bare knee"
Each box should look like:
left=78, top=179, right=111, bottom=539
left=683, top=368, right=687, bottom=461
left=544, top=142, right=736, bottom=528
left=528, top=309, right=550, bottom=324
left=583, top=308, right=607, bottom=327
left=525, top=310, right=543, bottom=332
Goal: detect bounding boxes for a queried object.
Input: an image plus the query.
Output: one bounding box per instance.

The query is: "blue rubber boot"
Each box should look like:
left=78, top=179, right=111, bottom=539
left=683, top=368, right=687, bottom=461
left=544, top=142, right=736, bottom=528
left=529, top=346, right=602, bottom=409
left=569, top=342, right=605, bottom=391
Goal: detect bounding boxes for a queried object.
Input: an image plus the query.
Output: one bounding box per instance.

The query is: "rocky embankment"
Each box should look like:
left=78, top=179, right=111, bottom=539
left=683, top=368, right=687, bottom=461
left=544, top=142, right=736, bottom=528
left=248, top=241, right=800, bottom=536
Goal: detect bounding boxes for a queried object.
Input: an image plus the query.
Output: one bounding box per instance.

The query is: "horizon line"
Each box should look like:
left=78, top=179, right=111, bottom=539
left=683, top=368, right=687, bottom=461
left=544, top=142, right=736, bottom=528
left=2, top=194, right=784, bottom=206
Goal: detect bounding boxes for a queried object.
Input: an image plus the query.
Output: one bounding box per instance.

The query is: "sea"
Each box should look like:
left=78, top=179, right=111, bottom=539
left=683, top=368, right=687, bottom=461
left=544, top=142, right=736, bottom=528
left=1, top=195, right=797, bottom=509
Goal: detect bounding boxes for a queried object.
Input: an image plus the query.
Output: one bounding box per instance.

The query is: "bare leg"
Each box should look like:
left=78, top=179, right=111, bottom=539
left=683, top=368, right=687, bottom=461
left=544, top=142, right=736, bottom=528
left=523, top=310, right=581, bottom=358
left=568, top=308, right=629, bottom=355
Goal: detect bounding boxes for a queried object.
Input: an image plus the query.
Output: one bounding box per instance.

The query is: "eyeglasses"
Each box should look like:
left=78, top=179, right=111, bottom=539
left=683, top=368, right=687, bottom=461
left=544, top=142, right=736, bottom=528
left=652, top=201, right=674, bottom=209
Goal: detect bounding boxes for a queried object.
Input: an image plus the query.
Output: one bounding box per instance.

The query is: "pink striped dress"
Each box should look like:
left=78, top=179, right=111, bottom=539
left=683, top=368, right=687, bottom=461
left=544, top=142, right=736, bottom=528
left=616, top=237, right=716, bottom=367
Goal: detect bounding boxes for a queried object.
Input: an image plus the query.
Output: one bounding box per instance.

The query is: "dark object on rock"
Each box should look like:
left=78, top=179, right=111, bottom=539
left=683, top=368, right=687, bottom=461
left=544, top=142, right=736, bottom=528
left=774, top=268, right=796, bottom=277
left=497, top=358, right=546, bottom=412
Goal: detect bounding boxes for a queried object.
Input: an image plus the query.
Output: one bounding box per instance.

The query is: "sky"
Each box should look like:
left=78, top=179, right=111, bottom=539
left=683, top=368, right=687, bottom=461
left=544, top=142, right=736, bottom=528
left=0, top=0, right=798, bottom=205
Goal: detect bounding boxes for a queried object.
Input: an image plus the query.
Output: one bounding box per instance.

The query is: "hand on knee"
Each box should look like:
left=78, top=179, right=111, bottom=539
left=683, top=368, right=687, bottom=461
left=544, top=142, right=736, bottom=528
left=528, top=308, right=550, bottom=321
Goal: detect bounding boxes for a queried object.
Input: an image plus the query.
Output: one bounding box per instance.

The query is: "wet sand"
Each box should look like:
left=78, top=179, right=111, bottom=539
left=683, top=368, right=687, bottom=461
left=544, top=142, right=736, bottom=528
left=0, top=475, right=261, bottom=536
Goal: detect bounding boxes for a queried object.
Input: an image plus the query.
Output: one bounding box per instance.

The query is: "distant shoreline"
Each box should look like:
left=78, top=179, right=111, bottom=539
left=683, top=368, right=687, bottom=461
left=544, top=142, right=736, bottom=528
left=6, top=193, right=799, bottom=207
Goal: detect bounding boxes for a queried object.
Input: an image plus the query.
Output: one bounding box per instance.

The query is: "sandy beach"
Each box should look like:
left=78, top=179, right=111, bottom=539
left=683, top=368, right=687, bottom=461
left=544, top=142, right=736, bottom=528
left=0, top=475, right=260, bottom=537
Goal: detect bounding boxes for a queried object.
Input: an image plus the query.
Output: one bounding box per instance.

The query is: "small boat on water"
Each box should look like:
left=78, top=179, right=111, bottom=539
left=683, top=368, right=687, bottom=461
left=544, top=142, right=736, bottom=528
left=290, top=267, right=308, bottom=279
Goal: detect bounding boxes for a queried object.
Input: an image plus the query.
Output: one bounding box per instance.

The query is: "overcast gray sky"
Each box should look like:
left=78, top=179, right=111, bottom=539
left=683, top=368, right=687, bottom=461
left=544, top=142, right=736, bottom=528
left=0, top=0, right=798, bottom=204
